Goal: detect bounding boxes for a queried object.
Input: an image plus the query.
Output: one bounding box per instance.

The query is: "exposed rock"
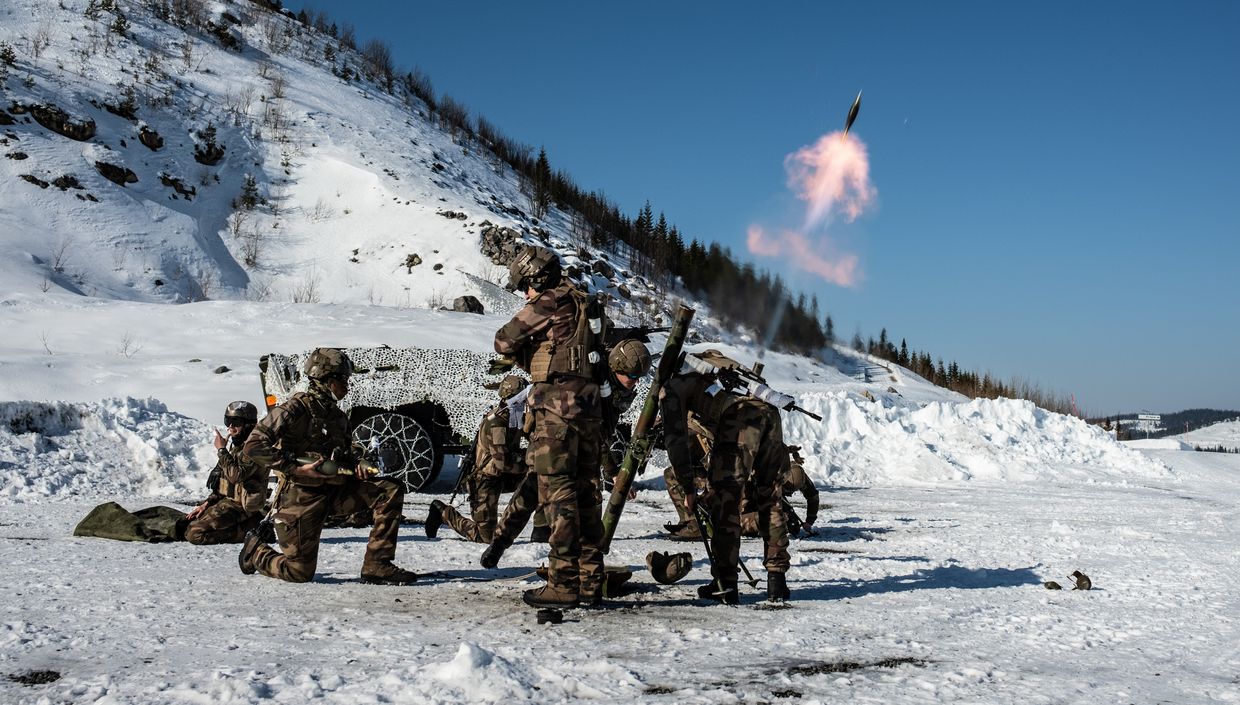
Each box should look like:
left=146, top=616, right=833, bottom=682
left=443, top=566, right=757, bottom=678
left=95, top=161, right=138, bottom=186
left=214, top=365, right=230, bottom=374
left=616, top=284, right=631, bottom=300
left=432, top=263, right=443, bottom=271
left=438, top=210, right=468, bottom=220
left=0, top=110, right=14, bottom=126
left=194, top=142, right=225, bottom=166
left=403, top=253, right=422, bottom=272
left=452, top=296, right=485, bottom=314
left=5, top=151, right=28, bottom=160
left=30, top=104, right=97, bottom=141
left=159, top=173, right=196, bottom=199
left=591, top=259, right=615, bottom=278
left=51, top=174, right=83, bottom=191
left=479, top=224, right=524, bottom=265
left=19, top=174, right=49, bottom=189
left=138, top=126, right=163, bottom=151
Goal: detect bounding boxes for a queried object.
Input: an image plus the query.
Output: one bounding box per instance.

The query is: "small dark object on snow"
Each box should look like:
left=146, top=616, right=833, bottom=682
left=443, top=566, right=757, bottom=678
left=1044, top=581, right=1062, bottom=590
left=536, top=608, right=563, bottom=625
left=452, top=296, right=484, bottom=314
left=1071, top=570, right=1092, bottom=591
left=8, top=669, right=61, bottom=686
left=214, top=365, right=229, bottom=374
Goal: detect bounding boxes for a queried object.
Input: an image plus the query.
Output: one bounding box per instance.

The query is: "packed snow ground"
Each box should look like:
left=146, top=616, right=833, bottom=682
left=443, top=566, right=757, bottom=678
left=3, top=299, right=1239, bottom=704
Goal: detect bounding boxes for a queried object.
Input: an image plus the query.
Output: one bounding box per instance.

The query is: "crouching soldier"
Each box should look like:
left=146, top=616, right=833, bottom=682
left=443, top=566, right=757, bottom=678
left=741, top=444, right=819, bottom=537
left=661, top=350, right=793, bottom=604
left=424, top=375, right=529, bottom=543
left=238, top=348, right=416, bottom=585
left=183, top=401, right=267, bottom=544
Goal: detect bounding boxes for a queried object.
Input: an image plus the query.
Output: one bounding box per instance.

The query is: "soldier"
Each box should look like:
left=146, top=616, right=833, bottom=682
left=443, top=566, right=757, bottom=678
left=183, top=401, right=267, bottom=544
left=491, top=245, right=608, bottom=608
left=661, top=350, right=793, bottom=604
left=480, top=338, right=652, bottom=576
left=424, top=375, right=528, bottom=543
left=238, top=348, right=416, bottom=585
left=741, top=444, right=819, bottom=537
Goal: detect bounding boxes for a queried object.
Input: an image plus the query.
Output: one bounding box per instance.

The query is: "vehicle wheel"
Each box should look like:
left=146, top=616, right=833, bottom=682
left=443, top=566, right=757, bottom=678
left=352, top=412, right=439, bottom=493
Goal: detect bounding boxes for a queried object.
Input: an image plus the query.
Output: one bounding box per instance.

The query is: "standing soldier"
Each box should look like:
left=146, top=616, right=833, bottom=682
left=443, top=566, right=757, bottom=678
left=661, top=350, right=793, bottom=604
left=479, top=338, right=652, bottom=578
left=492, top=245, right=607, bottom=608
left=238, top=348, right=416, bottom=585
left=183, top=401, right=267, bottom=544
left=424, top=375, right=528, bottom=543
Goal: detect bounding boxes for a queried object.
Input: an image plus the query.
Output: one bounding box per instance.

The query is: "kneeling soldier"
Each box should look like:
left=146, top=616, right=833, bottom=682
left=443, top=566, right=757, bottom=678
left=425, top=375, right=528, bottom=543
left=238, top=348, right=416, bottom=585
left=184, top=401, right=267, bottom=544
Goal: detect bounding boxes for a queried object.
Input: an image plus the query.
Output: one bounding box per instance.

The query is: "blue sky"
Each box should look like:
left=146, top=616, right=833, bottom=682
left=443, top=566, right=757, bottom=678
left=305, top=1, right=1238, bottom=415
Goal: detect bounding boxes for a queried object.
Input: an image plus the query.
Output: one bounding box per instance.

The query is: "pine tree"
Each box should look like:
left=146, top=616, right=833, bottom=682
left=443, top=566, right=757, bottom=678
left=532, top=147, right=552, bottom=218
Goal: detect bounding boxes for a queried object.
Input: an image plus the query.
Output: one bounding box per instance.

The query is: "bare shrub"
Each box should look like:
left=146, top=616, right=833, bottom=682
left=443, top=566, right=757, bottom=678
left=117, top=331, right=143, bottom=358
left=51, top=235, right=74, bottom=273
left=259, top=15, right=291, bottom=54
left=425, top=289, right=447, bottom=309
left=245, top=275, right=273, bottom=302
left=290, top=268, right=322, bottom=303
left=309, top=197, right=334, bottom=221
left=29, top=22, right=53, bottom=62
left=269, top=72, right=286, bottom=99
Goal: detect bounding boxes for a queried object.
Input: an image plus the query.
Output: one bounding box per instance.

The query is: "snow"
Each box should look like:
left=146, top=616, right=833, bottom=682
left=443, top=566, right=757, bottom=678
left=3, top=2, right=1239, bottom=703
left=1168, top=419, right=1240, bottom=451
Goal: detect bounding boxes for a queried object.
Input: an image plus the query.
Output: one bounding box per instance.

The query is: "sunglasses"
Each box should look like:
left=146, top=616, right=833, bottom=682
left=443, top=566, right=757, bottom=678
left=224, top=417, right=249, bottom=428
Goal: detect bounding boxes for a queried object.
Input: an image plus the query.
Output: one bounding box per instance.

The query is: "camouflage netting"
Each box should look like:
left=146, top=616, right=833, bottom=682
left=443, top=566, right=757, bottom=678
left=260, top=347, right=650, bottom=440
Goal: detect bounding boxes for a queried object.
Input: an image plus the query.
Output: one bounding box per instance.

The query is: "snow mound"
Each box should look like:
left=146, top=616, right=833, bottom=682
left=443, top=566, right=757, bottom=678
left=786, top=395, right=1173, bottom=486
left=1122, top=438, right=1194, bottom=451
left=0, top=398, right=210, bottom=500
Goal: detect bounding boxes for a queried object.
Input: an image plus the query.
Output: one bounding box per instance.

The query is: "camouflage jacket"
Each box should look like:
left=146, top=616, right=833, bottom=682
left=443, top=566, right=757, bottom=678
left=494, top=282, right=602, bottom=420
left=600, top=374, right=639, bottom=479
left=474, top=404, right=525, bottom=478
left=659, top=371, right=749, bottom=490
left=209, top=432, right=267, bottom=514
left=242, top=382, right=352, bottom=485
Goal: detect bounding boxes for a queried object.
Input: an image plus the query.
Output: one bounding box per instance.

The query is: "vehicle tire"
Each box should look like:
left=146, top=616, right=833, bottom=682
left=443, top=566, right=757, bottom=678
left=352, top=412, right=441, bottom=493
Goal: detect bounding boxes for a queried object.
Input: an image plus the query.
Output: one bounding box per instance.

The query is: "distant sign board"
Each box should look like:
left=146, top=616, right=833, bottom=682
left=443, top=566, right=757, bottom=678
left=1137, top=414, right=1161, bottom=421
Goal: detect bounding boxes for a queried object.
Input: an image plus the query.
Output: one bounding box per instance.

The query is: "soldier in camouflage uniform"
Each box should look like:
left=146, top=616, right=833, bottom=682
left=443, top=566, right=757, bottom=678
left=492, top=245, right=608, bottom=608
left=480, top=338, right=651, bottom=575
left=238, top=348, right=416, bottom=585
left=424, top=375, right=528, bottom=543
left=660, top=350, right=792, bottom=603
left=741, top=444, right=819, bottom=537
left=183, top=401, right=267, bottom=544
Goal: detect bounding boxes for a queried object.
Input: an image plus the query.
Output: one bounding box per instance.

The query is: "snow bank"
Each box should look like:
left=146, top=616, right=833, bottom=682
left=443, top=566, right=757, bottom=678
left=0, top=398, right=210, bottom=500
left=786, top=394, right=1173, bottom=486
left=1121, top=438, right=1193, bottom=451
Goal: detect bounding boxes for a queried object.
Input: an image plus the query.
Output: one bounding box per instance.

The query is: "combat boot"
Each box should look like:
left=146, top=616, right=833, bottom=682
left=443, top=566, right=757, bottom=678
left=360, top=564, right=418, bottom=585
left=767, top=572, right=791, bottom=602
left=669, top=523, right=702, bottom=541
left=696, top=581, right=740, bottom=605
left=480, top=536, right=511, bottom=569
left=424, top=500, right=446, bottom=538
left=522, top=584, right=579, bottom=608
left=238, top=529, right=264, bottom=575
left=529, top=524, right=551, bottom=543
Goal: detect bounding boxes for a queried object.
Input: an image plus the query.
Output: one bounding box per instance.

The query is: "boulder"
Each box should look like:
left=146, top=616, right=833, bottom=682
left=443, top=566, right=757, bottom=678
left=591, top=259, right=615, bottom=278
left=31, top=104, right=96, bottom=141
left=138, top=126, right=164, bottom=151
left=452, top=296, right=485, bottom=314
left=95, top=161, right=138, bottom=186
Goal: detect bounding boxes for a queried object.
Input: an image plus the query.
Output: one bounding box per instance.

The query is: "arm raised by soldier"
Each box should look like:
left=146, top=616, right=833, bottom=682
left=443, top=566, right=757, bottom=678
left=241, top=400, right=323, bottom=478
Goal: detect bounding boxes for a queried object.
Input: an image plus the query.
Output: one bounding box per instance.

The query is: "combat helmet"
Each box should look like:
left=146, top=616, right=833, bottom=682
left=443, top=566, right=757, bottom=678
left=303, top=347, right=353, bottom=380
left=498, top=374, right=528, bottom=400
left=646, top=550, right=693, bottom=585
left=224, top=400, right=258, bottom=426
left=609, top=339, right=652, bottom=378
left=508, top=245, right=562, bottom=292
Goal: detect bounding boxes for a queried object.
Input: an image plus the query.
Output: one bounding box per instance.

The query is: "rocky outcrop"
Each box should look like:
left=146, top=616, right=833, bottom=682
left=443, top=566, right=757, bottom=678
left=95, top=161, right=138, bottom=186
left=20, top=174, right=49, bottom=189
left=193, top=142, right=225, bottom=166
left=159, top=173, right=196, bottom=199
left=30, top=104, right=96, bottom=141
left=138, top=126, right=163, bottom=151
left=479, top=223, right=523, bottom=265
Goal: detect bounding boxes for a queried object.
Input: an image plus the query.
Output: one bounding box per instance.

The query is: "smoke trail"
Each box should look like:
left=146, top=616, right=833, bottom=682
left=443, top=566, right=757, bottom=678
left=746, top=130, right=876, bottom=287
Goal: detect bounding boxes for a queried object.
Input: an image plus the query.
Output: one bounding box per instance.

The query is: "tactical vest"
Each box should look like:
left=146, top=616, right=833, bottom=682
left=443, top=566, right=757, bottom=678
left=529, top=286, right=606, bottom=383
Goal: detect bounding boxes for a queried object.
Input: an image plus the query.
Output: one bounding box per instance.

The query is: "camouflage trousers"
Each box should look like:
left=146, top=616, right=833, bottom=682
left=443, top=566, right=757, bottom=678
left=663, top=466, right=694, bottom=525
left=184, top=497, right=261, bottom=545
left=706, top=402, right=789, bottom=586
left=250, top=477, right=405, bottom=583
left=529, top=409, right=604, bottom=597
left=441, top=473, right=524, bottom=543
left=489, top=472, right=551, bottom=546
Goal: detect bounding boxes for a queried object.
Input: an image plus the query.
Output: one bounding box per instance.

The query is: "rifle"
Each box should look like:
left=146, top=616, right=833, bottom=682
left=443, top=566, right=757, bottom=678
left=686, top=355, right=824, bottom=421
left=694, top=505, right=760, bottom=588
left=600, top=305, right=696, bottom=553
left=449, top=431, right=480, bottom=507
